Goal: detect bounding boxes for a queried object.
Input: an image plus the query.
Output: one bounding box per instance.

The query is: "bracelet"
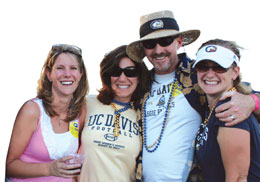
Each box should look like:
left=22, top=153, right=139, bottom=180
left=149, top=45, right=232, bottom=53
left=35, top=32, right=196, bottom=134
left=250, top=94, right=259, bottom=111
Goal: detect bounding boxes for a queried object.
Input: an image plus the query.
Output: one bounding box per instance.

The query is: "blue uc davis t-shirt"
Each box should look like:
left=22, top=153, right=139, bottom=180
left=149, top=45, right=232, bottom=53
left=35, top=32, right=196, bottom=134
left=195, top=99, right=260, bottom=182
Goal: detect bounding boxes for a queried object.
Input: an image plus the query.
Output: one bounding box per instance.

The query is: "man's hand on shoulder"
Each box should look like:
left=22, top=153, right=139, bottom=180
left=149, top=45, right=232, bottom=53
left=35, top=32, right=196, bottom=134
left=215, top=91, right=255, bottom=126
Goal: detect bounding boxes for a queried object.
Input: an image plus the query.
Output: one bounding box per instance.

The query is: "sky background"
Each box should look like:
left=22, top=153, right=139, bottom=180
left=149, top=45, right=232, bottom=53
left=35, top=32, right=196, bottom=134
left=1, top=0, right=260, bottom=179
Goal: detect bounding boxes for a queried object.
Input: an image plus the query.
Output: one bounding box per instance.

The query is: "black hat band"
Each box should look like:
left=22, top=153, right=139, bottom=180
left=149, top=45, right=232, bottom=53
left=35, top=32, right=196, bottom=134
left=139, top=17, right=179, bottom=38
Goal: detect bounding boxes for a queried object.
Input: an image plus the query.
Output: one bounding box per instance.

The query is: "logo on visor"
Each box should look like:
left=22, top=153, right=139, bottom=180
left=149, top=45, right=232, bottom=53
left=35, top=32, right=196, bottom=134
left=150, top=20, right=164, bottom=29
left=205, top=46, right=217, bottom=52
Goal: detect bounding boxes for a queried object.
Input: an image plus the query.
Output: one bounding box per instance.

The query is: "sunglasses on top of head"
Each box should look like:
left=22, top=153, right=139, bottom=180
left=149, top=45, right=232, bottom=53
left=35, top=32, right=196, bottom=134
left=195, top=61, right=231, bottom=73
left=110, top=66, right=138, bottom=77
left=142, top=36, right=176, bottom=49
left=51, top=44, right=82, bottom=56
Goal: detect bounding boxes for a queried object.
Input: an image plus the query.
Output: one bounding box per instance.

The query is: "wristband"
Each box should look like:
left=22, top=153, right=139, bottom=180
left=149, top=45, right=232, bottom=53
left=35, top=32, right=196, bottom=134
left=250, top=94, right=259, bottom=111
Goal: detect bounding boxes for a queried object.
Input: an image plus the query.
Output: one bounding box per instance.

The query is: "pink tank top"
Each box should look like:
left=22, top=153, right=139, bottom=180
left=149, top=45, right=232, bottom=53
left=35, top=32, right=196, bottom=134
left=10, top=98, right=79, bottom=182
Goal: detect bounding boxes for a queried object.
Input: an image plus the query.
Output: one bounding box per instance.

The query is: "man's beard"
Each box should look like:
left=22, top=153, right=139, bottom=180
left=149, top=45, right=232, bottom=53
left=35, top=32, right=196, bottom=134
left=154, top=60, right=172, bottom=73
left=152, top=52, right=175, bottom=74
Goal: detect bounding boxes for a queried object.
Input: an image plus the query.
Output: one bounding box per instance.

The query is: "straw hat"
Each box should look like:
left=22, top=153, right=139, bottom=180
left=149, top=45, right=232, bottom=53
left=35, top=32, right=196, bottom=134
left=126, top=10, right=200, bottom=62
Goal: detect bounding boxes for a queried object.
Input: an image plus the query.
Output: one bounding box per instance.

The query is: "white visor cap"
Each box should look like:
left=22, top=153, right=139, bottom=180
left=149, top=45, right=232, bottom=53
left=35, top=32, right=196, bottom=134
left=193, top=45, right=239, bottom=68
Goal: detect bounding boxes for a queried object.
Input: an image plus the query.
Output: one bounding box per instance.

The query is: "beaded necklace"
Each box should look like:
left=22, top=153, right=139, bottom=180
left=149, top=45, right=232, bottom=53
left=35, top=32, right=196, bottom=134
left=142, top=79, right=179, bottom=153
left=110, top=99, right=134, bottom=137
left=203, top=87, right=237, bottom=126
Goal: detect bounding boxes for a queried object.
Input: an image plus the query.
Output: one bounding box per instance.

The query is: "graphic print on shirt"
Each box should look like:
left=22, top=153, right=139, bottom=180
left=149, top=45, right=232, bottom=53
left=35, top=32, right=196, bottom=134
left=195, top=123, right=208, bottom=150
left=87, top=113, right=138, bottom=142
left=145, top=82, right=181, bottom=117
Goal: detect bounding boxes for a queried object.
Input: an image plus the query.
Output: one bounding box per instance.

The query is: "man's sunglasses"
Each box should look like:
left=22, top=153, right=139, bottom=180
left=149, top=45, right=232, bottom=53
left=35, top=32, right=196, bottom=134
left=195, top=62, right=230, bottom=73
left=111, top=66, right=138, bottom=77
left=142, top=36, right=176, bottom=49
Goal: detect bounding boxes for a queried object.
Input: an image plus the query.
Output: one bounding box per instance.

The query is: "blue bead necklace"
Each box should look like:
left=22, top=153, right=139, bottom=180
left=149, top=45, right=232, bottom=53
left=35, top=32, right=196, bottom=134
left=142, top=79, right=178, bottom=152
left=111, top=99, right=134, bottom=137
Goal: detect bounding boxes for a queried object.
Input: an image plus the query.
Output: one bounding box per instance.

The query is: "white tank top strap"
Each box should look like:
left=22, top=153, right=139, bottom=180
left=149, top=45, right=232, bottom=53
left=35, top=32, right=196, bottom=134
left=32, top=98, right=79, bottom=160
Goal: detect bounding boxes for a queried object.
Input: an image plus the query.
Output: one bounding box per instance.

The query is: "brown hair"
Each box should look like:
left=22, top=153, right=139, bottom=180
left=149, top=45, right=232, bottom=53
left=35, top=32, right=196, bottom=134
left=97, top=45, right=151, bottom=109
left=37, top=44, right=89, bottom=121
left=198, top=39, right=252, bottom=94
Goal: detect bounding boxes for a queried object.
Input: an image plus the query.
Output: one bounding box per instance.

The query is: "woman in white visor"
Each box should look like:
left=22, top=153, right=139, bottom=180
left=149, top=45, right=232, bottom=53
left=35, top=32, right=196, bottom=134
left=193, top=39, right=260, bottom=182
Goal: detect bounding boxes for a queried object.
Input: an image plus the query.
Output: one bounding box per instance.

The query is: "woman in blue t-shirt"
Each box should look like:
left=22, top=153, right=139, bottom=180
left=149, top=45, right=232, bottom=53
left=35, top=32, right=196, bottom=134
left=193, top=39, right=260, bottom=182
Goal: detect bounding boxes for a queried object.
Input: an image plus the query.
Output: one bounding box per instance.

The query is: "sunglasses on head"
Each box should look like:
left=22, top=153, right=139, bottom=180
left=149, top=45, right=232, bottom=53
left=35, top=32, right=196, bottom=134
left=51, top=44, right=82, bottom=56
left=142, top=36, right=176, bottom=49
left=111, top=66, right=138, bottom=77
left=195, top=62, right=230, bottom=73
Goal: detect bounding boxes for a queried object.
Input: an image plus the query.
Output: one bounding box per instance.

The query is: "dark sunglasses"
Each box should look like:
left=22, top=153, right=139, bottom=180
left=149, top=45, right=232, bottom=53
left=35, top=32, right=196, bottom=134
left=111, top=66, right=138, bottom=77
left=51, top=44, right=82, bottom=56
left=142, top=36, right=176, bottom=49
left=195, top=62, right=230, bottom=73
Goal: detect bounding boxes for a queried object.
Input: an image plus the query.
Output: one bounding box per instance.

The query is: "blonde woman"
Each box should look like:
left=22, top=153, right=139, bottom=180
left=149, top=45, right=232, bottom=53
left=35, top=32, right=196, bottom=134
left=6, top=44, right=89, bottom=181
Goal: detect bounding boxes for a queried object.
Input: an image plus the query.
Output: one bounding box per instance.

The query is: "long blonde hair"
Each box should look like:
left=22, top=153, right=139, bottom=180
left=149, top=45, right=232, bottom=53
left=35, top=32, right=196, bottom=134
left=37, top=44, right=89, bottom=121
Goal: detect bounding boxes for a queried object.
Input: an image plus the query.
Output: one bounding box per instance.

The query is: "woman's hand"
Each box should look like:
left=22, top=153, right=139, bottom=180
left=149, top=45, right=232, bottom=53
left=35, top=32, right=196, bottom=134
left=48, top=155, right=82, bottom=178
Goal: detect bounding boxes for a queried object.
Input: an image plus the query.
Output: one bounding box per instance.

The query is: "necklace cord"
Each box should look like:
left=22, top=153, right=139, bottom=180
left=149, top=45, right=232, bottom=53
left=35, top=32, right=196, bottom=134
left=204, top=87, right=237, bottom=126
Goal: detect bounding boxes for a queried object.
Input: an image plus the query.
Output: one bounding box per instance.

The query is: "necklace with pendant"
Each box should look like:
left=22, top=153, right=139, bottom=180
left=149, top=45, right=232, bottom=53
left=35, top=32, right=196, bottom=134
left=142, top=79, right=179, bottom=153
left=58, top=113, right=67, bottom=126
left=59, top=119, right=63, bottom=126
left=110, top=99, right=134, bottom=137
